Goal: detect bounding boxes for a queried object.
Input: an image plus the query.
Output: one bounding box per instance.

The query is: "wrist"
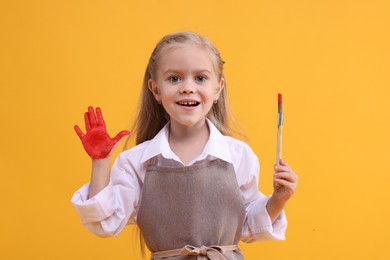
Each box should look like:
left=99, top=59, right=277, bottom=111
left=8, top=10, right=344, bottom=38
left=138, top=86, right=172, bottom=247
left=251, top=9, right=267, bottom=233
left=91, top=156, right=111, bottom=177
left=89, top=156, right=111, bottom=199
left=266, top=195, right=287, bottom=222
left=268, top=195, right=287, bottom=209
left=92, top=155, right=111, bottom=163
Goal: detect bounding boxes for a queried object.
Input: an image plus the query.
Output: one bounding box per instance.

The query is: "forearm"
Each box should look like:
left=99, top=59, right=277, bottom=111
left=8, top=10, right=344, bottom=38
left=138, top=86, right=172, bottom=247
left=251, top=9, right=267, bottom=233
left=88, top=157, right=111, bottom=199
left=266, top=195, right=286, bottom=223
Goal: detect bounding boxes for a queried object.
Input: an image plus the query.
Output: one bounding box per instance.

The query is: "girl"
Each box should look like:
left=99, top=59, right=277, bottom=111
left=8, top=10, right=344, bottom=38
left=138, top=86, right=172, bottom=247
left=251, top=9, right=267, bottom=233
left=72, top=31, right=298, bottom=259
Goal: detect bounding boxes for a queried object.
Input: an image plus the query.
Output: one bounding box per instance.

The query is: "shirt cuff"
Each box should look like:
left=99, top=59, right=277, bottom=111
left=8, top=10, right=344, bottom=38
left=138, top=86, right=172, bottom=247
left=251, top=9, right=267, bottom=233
left=241, top=195, right=288, bottom=243
left=71, top=181, right=116, bottom=224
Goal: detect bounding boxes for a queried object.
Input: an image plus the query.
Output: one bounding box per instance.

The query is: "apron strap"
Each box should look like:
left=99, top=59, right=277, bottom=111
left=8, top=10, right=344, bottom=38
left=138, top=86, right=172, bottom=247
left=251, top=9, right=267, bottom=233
left=152, top=244, right=239, bottom=260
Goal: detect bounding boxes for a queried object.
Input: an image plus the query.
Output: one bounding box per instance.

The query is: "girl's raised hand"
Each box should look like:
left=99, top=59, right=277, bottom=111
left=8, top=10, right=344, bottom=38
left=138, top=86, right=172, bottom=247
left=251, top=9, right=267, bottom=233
left=74, top=106, right=130, bottom=160
left=273, top=159, right=298, bottom=203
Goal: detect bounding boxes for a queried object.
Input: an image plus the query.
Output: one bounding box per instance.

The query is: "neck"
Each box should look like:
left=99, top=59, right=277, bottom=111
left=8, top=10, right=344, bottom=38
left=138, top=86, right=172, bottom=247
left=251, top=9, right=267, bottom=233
left=169, top=120, right=208, bottom=140
left=168, top=119, right=210, bottom=165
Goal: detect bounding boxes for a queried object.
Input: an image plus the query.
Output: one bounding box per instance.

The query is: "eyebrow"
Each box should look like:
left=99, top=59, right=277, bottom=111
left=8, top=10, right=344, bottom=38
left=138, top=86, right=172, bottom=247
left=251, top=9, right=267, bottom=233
left=161, top=69, right=213, bottom=76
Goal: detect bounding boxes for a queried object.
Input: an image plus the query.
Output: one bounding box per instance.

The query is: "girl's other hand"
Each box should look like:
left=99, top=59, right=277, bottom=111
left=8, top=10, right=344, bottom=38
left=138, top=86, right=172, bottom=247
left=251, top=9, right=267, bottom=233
left=74, top=106, right=130, bottom=159
left=273, top=159, right=298, bottom=204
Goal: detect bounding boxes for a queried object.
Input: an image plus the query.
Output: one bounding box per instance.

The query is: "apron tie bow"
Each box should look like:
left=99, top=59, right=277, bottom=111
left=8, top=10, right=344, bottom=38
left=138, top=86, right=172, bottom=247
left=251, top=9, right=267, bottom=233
left=183, top=244, right=225, bottom=259
left=152, top=244, right=239, bottom=260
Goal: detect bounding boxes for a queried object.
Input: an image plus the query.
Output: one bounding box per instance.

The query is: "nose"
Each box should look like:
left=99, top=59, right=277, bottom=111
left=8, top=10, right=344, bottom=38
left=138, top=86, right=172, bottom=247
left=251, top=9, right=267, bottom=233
left=179, top=79, right=196, bottom=94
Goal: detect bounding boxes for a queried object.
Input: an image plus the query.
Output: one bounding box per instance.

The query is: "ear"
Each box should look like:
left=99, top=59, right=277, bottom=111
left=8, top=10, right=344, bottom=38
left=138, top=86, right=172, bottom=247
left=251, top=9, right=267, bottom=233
left=148, top=79, right=161, bottom=103
left=214, top=78, right=225, bottom=100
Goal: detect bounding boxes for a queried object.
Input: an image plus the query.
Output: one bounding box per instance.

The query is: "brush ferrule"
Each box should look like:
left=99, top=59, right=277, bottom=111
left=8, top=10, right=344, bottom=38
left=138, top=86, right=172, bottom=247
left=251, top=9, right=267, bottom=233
left=278, top=113, right=284, bottom=127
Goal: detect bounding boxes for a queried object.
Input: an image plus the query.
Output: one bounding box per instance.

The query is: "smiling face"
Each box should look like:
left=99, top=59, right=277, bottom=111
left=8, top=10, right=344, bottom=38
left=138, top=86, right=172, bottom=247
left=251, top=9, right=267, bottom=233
left=148, top=44, right=224, bottom=129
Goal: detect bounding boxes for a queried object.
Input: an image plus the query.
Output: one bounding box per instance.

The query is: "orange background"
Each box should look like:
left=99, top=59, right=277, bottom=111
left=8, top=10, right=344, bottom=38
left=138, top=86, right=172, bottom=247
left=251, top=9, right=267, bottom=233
left=1, top=0, right=389, bottom=259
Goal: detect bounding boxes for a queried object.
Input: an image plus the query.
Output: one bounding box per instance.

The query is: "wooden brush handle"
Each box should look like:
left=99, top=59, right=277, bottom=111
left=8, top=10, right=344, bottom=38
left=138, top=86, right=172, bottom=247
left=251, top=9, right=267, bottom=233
left=276, top=125, right=283, bottom=165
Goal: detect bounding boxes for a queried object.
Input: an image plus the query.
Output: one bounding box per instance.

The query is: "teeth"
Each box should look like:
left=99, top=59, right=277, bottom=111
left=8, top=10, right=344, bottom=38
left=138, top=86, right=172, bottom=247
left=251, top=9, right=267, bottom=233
left=179, top=101, right=198, bottom=106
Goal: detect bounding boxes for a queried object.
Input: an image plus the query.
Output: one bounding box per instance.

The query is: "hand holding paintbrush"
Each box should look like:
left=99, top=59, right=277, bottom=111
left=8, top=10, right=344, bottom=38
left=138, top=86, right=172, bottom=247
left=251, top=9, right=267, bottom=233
left=266, top=93, right=299, bottom=223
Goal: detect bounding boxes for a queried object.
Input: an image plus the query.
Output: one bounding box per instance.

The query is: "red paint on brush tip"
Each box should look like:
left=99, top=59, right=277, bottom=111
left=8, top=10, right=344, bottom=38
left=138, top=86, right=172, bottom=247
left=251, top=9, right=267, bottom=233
left=278, top=93, right=283, bottom=104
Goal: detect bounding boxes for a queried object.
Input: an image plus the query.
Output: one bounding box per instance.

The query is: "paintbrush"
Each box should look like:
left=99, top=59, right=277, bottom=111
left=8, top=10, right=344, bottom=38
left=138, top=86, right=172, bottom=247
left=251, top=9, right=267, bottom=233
left=276, top=93, right=284, bottom=166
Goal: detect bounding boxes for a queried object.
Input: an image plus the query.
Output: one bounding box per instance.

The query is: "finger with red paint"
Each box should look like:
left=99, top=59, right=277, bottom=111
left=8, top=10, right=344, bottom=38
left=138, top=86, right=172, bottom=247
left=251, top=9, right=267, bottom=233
left=96, top=106, right=106, bottom=128
left=74, top=106, right=130, bottom=159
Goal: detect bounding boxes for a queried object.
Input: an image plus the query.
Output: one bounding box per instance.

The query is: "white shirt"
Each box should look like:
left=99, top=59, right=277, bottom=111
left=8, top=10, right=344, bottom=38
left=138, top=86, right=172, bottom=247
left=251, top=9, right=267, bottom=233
left=71, top=119, right=287, bottom=242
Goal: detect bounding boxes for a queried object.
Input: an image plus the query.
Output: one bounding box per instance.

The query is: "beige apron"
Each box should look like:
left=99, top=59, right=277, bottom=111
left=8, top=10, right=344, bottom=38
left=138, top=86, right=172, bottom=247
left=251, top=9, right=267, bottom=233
left=137, top=159, right=246, bottom=260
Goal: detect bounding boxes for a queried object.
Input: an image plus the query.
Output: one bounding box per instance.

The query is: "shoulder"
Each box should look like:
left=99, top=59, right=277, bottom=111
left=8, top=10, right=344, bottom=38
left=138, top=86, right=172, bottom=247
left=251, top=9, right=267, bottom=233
left=224, top=136, right=260, bottom=192
left=112, top=140, right=152, bottom=176
left=223, top=136, right=258, bottom=161
left=116, top=140, right=151, bottom=164
left=221, top=136, right=260, bottom=186
left=206, top=119, right=258, bottom=166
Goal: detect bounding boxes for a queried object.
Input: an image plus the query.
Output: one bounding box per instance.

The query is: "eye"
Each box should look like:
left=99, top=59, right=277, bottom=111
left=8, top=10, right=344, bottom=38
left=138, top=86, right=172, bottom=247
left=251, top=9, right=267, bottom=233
left=168, top=76, right=181, bottom=83
left=195, top=75, right=207, bottom=82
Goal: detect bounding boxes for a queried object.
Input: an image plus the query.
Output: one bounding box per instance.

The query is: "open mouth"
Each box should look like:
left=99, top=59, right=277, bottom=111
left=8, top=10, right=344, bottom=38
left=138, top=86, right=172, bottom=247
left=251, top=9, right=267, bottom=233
left=176, top=101, right=200, bottom=107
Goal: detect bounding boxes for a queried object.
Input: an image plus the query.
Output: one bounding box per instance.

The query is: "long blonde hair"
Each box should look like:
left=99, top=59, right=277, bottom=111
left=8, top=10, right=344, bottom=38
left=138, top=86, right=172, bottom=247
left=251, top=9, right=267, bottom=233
left=125, top=31, right=234, bottom=148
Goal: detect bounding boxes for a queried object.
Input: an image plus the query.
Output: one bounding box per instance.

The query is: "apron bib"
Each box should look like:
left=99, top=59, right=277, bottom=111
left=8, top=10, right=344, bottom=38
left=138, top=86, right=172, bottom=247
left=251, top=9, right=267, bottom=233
left=137, top=159, right=246, bottom=260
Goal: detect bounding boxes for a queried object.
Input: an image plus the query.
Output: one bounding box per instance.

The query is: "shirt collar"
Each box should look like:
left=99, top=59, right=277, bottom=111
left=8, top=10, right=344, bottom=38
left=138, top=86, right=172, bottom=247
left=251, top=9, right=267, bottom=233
left=140, top=123, right=175, bottom=164
left=201, top=119, right=232, bottom=163
left=140, top=119, right=232, bottom=164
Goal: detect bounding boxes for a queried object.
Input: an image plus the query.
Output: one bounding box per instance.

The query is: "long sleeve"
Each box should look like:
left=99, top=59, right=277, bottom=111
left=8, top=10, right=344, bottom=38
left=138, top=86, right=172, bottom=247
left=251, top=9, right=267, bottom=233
left=231, top=141, right=288, bottom=243
left=241, top=193, right=288, bottom=242
left=71, top=153, right=141, bottom=237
